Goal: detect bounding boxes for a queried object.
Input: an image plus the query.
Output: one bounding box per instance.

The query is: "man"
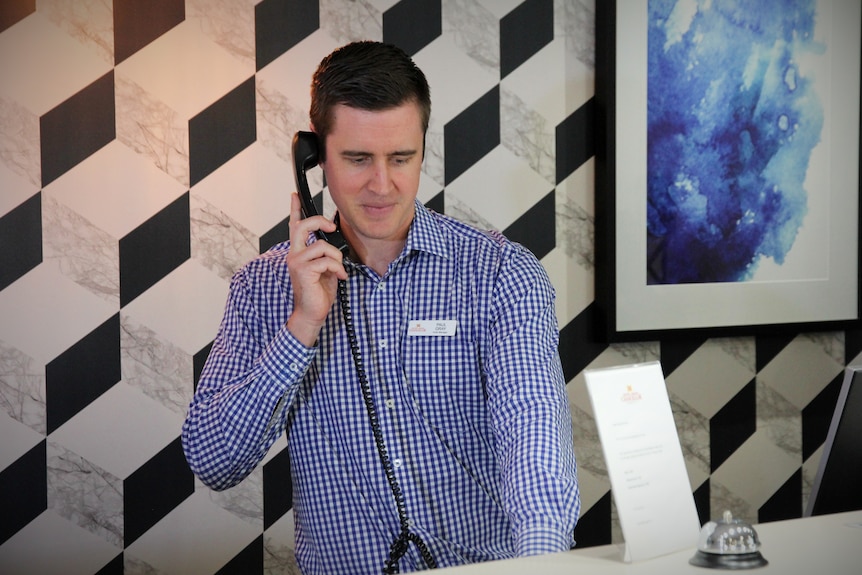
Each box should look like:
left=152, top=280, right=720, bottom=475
left=182, top=41, right=579, bottom=574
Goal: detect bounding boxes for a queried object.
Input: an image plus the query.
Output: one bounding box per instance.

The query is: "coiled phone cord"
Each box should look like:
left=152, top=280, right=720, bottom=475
left=337, top=278, right=437, bottom=573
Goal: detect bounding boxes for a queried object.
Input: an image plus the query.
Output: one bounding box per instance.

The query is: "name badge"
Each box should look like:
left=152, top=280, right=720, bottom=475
left=407, top=320, right=457, bottom=337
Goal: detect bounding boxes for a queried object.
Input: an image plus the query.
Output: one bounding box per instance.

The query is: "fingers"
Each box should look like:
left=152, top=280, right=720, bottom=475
left=289, top=191, right=302, bottom=230
left=290, top=246, right=347, bottom=278
left=289, top=194, right=346, bottom=277
left=289, top=193, right=339, bottom=244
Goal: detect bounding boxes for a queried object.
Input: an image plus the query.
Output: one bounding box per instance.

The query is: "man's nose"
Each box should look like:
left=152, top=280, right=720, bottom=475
left=367, top=160, right=392, bottom=194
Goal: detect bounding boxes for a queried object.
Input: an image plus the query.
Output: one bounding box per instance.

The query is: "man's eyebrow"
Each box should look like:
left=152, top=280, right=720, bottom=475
left=340, top=149, right=418, bottom=158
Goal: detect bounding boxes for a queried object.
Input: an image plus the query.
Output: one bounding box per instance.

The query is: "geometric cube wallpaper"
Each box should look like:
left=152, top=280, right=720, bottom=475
left=0, top=1, right=858, bottom=573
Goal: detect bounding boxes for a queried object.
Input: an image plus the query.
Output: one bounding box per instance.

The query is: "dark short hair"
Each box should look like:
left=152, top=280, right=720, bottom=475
left=310, top=41, right=431, bottom=159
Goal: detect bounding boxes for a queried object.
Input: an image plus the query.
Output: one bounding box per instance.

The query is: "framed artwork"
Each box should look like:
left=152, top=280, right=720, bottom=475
left=595, top=0, right=862, bottom=341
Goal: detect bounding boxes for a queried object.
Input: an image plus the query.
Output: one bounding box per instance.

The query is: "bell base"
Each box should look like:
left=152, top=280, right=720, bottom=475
left=689, top=550, right=768, bottom=570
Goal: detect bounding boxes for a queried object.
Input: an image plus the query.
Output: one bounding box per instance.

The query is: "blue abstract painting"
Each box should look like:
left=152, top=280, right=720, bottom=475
left=647, top=0, right=824, bottom=284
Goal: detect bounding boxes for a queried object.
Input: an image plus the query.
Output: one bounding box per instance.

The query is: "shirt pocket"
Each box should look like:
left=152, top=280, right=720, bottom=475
left=403, top=335, right=484, bottom=433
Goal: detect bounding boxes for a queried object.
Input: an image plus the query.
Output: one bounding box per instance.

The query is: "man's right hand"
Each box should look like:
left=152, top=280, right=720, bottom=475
left=285, top=193, right=348, bottom=347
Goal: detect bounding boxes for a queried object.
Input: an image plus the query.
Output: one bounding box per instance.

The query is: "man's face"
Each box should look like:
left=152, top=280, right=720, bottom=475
left=319, top=102, right=424, bottom=251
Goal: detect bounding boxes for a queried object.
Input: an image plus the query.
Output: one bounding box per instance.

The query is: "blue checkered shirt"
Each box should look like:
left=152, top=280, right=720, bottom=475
left=182, top=202, right=579, bottom=574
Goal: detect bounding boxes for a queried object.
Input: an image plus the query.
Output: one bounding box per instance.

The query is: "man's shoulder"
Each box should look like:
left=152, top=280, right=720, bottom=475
left=428, top=208, right=538, bottom=267
left=422, top=206, right=511, bottom=253
left=422, top=208, right=554, bottom=303
left=420, top=207, right=550, bottom=289
left=259, top=240, right=291, bottom=259
left=231, top=240, right=291, bottom=281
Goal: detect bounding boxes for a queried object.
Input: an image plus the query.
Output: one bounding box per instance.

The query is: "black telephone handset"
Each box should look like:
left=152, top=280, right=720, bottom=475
left=291, top=131, right=349, bottom=255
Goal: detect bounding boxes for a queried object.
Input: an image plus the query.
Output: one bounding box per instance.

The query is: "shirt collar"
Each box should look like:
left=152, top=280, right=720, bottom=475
left=403, top=199, right=450, bottom=260
left=342, top=200, right=450, bottom=276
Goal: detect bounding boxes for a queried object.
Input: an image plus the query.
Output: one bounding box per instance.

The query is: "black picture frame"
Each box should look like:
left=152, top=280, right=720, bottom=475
left=595, top=0, right=862, bottom=342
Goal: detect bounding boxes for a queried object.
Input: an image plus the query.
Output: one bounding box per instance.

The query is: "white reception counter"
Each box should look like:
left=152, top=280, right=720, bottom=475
left=435, top=510, right=862, bottom=575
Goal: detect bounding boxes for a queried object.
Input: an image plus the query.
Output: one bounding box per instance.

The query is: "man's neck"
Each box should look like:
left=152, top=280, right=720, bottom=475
left=341, top=203, right=416, bottom=277
left=351, top=238, right=405, bottom=277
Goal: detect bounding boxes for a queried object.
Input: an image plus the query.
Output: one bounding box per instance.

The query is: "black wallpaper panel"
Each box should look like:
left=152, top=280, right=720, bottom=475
left=500, top=0, right=553, bottom=78
left=0, top=0, right=34, bottom=34
left=45, top=314, right=121, bottom=434
left=254, top=0, right=319, bottom=71
left=189, top=77, right=257, bottom=187
left=113, top=0, right=185, bottom=65
left=383, top=0, right=442, bottom=57
left=0, top=192, right=41, bottom=292
left=504, top=190, right=556, bottom=261
left=123, top=437, right=194, bottom=547
left=40, top=71, right=116, bottom=187
left=0, top=441, right=46, bottom=546
left=119, top=192, right=191, bottom=307
left=444, top=86, right=500, bottom=185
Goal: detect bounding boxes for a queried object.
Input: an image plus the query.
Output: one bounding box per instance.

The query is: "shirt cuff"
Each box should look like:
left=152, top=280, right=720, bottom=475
left=515, top=524, right=572, bottom=557
left=260, top=325, right=317, bottom=387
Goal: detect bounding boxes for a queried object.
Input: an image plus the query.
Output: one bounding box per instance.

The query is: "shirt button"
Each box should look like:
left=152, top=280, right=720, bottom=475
left=385, top=399, right=395, bottom=409
left=377, top=282, right=386, bottom=291
left=393, top=458, right=402, bottom=469
left=289, top=362, right=299, bottom=372
left=379, top=339, right=387, bottom=349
